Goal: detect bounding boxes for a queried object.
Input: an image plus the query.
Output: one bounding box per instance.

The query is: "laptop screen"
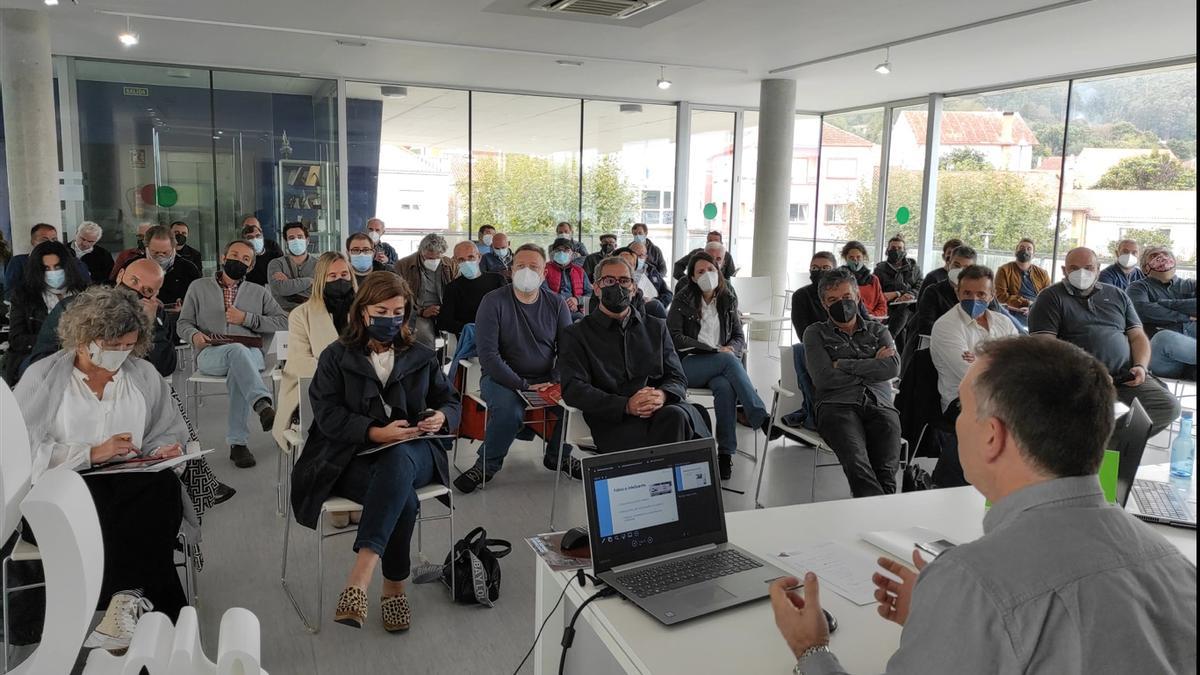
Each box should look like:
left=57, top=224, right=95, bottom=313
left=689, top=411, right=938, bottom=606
left=583, top=440, right=726, bottom=574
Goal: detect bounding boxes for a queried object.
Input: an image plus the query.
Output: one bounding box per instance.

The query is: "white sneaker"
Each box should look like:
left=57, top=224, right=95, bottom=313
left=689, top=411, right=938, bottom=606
left=83, top=589, right=154, bottom=653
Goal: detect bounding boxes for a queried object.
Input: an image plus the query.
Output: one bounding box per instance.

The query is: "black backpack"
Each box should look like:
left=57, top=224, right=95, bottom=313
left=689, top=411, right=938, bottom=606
left=442, top=527, right=512, bottom=606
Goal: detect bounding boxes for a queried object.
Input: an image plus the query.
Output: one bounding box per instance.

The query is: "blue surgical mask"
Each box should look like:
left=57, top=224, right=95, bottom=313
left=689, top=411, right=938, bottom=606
left=248, top=237, right=265, bottom=254
left=45, top=269, right=66, bottom=290
left=636, top=258, right=646, bottom=271
left=959, top=299, right=988, bottom=319
left=459, top=260, right=481, bottom=280
left=633, top=234, right=647, bottom=244
left=350, top=253, right=374, bottom=273
left=553, top=251, right=572, bottom=266
left=366, top=315, right=405, bottom=343
left=287, top=238, right=308, bottom=256
left=493, top=247, right=510, bottom=259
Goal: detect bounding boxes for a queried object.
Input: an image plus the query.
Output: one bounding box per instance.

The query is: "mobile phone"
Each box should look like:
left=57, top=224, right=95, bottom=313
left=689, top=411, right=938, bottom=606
left=416, top=409, right=437, bottom=421
left=1112, top=371, right=1136, bottom=385
left=915, top=539, right=956, bottom=559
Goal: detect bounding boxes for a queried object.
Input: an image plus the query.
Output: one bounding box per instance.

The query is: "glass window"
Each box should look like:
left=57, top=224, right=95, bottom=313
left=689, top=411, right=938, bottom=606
left=1062, top=64, right=1196, bottom=279
left=935, top=82, right=1068, bottom=273
left=345, top=83, right=468, bottom=258
left=582, top=100, right=676, bottom=259
left=819, top=109, right=884, bottom=261
left=825, top=204, right=848, bottom=224
left=687, top=110, right=736, bottom=253
left=472, top=92, right=581, bottom=253
left=879, top=103, right=929, bottom=263
left=789, top=203, right=809, bottom=222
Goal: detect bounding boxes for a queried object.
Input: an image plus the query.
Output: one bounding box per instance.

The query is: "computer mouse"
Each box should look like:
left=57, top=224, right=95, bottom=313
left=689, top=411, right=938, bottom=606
left=561, top=527, right=590, bottom=552
left=824, top=609, right=838, bottom=633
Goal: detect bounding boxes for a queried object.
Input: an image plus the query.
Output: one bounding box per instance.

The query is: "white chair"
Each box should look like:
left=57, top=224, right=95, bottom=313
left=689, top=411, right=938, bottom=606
left=452, top=358, right=550, bottom=489
left=687, top=386, right=761, bottom=462
left=83, top=606, right=267, bottom=675
left=185, top=333, right=279, bottom=422
left=548, top=403, right=600, bottom=530
left=276, top=373, right=314, bottom=518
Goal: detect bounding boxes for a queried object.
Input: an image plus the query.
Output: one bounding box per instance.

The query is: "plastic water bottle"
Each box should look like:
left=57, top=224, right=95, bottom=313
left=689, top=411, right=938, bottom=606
left=1170, top=411, right=1194, bottom=478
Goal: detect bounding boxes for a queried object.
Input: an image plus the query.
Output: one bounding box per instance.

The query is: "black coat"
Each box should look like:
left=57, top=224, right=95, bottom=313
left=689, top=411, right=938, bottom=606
left=289, top=340, right=461, bottom=529
left=77, top=244, right=115, bottom=283
left=5, top=294, right=50, bottom=385
left=667, top=285, right=745, bottom=358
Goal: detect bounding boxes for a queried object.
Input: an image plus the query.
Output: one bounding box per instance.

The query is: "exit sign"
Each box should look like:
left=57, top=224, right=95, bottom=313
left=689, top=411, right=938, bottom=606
left=123, top=86, right=150, bottom=97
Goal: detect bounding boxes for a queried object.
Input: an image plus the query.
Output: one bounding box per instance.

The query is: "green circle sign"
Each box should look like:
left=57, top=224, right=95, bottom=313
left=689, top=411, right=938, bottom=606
left=157, top=185, right=179, bottom=207
left=702, top=202, right=718, bottom=220
left=895, top=206, right=911, bottom=225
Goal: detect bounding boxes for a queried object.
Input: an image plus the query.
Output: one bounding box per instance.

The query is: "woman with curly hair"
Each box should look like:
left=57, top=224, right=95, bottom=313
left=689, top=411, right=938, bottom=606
left=16, top=285, right=191, bottom=653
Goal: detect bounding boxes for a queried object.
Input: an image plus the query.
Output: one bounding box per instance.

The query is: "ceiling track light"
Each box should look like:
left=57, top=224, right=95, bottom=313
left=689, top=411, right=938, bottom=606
left=874, top=47, right=891, bottom=75
left=118, top=15, right=139, bottom=47
left=44, top=0, right=59, bottom=6
left=656, top=65, right=671, bottom=90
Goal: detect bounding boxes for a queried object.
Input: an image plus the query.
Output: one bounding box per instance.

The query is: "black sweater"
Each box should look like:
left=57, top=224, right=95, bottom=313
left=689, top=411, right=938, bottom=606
left=438, top=272, right=507, bottom=334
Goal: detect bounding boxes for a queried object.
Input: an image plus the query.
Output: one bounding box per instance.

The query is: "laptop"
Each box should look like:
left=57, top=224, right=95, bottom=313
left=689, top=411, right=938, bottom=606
left=1112, top=399, right=1196, bottom=529
left=582, top=439, right=792, bottom=625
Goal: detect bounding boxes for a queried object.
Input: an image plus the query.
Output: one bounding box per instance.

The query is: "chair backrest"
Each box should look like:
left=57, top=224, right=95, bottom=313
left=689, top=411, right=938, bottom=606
left=1, top=381, right=32, bottom=540
left=298, top=375, right=314, bottom=446
left=729, top=276, right=773, bottom=315
left=462, top=357, right=483, bottom=396
left=776, top=345, right=805, bottom=420
left=562, top=406, right=595, bottom=449
left=216, top=607, right=266, bottom=675
left=274, top=330, right=290, bottom=360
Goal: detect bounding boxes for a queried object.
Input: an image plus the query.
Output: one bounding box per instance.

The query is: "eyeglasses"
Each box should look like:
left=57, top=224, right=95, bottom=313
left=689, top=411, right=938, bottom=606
left=597, top=275, right=634, bottom=288
left=349, top=247, right=374, bottom=255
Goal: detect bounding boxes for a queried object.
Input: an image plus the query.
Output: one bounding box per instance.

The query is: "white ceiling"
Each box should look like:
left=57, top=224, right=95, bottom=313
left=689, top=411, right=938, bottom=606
left=7, top=0, right=1197, bottom=111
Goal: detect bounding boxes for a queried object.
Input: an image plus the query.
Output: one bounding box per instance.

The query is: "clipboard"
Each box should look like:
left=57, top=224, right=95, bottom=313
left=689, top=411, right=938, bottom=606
left=357, top=435, right=456, bottom=457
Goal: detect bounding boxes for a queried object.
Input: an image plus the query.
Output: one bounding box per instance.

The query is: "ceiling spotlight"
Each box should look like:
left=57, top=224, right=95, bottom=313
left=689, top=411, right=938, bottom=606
left=656, top=66, right=671, bottom=90
left=44, top=0, right=59, bottom=6
left=874, top=47, right=891, bottom=75
left=118, top=16, right=139, bottom=47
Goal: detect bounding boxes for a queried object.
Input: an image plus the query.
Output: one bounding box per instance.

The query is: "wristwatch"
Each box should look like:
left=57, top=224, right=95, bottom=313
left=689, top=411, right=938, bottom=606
left=793, top=645, right=832, bottom=674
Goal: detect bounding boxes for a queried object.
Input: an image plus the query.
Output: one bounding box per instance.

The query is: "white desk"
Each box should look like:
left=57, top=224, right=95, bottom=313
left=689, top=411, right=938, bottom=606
left=533, top=484, right=1196, bottom=675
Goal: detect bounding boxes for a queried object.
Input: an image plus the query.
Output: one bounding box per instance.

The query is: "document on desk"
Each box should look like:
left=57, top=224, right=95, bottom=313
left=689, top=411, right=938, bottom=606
left=861, top=526, right=954, bottom=563
left=774, top=541, right=878, bottom=606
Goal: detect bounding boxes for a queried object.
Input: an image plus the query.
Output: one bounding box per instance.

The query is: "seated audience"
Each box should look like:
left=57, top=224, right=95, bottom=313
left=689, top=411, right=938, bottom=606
left=366, top=217, right=399, bottom=266
left=481, top=232, right=514, bottom=279
left=6, top=240, right=89, bottom=385
left=545, top=237, right=592, bottom=321
left=110, top=222, right=154, bottom=281
left=675, top=241, right=733, bottom=295
left=555, top=221, right=589, bottom=258
left=72, top=220, right=114, bottom=283
left=1098, top=238, right=1145, bottom=291
left=994, top=238, right=1049, bottom=328
left=267, top=221, right=317, bottom=311
left=803, top=270, right=901, bottom=497
left=1029, top=247, right=1180, bottom=435
left=1127, top=246, right=1196, bottom=379
left=347, top=232, right=390, bottom=285
left=667, top=252, right=771, bottom=479
left=454, top=244, right=573, bottom=493
left=628, top=241, right=673, bottom=307
left=239, top=217, right=283, bottom=287
left=912, top=245, right=1015, bottom=340
left=178, top=239, right=287, bottom=468
left=559, top=257, right=706, bottom=453
left=673, top=230, right=737, bottom=281
left=271, top=252, right=357, bottom=452
left=929, top=265, right=1017, bottom=487
left=613, top=247, right=667, bottom=319
left=395, top=233, right=456, bottom=348
left=874, top=235, right=920, bottom=352
left=840, top=240, right=888, bottom=319
left=770, top=336, right=1197, bottom=675
left=17, top=286, right=192, bottom=649
left=171, top=220, right=204, bottom=271
left=630, top=222, right=667, bottom=275
left=475, top=224, right=496, bottom=256
left=583, top=232, right=618, bottom=281
left=290, top=272, right=461, bottom=632
left=915, top=237, right=964, bottom=300
left=5, top=223, right=90, bottom=297
left=440, top=240, right=505, bottom=383
left=143, top=224, right=201, bottom=308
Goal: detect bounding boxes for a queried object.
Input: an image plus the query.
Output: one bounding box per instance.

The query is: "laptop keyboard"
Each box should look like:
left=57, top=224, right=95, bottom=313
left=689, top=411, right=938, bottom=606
left=1133, top=480, right=1192, bottom=521
left=616, top=549, right=763, bottom=598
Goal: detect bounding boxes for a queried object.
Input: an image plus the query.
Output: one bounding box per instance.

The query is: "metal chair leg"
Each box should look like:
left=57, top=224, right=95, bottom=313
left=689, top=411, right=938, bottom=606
left=549, top=412, right=570, bottom=530
left=3, top=555, right=10, bottom=675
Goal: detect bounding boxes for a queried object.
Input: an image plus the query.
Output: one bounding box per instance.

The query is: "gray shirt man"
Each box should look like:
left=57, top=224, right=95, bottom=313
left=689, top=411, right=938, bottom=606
left=803, top=475, right=1197, bottom=674
left=266, top=254, right=317, bottom=311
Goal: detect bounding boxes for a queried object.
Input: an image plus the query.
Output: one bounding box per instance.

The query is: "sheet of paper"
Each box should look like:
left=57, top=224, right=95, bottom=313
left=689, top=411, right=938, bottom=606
left=860, top=526, right=953, bottom=563
left=774, top=540, right=879, bottom=606
left=83, top=449, right=213, bottom=476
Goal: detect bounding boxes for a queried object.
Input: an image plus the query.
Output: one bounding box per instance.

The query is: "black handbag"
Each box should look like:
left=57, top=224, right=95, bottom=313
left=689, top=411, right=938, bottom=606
left=441, top=527, right=512, bottom=607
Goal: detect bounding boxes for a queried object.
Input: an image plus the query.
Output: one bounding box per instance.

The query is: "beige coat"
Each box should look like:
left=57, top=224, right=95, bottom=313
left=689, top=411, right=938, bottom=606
left=271, top=300, right=341, bottom=449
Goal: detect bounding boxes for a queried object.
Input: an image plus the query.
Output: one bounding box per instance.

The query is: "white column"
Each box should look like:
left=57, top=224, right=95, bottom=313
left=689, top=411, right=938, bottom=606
left=751, top=79, right=796, bottom=328
left=672, top=101, right=691, bottom=259
left=916, top=94, right=944, bottom=272
left=1, top=9, right=60, bottom=253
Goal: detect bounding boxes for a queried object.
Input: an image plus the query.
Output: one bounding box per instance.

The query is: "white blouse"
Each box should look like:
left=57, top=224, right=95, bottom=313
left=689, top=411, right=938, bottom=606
left=31, top=368, right=147, bottom=479
left=369, top=350, right=396, bottom=418
left=697, top=297, right=722, bottom=349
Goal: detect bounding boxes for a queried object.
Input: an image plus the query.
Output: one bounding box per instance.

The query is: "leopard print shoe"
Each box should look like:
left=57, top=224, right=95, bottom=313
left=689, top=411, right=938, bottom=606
left=334, top=586, right=368, bottom=628
left=381, top=593, right=411, bottom=632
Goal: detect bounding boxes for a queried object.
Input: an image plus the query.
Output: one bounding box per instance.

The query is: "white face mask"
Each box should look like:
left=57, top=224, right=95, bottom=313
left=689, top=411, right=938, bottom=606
left=367, top=231, right=381, bottom=244
left=947, top=268, right=964, bottom=287
left=76, top=240, right=93, bottom=255
left=512, top=267, right=543, bottom=293
left=482, top=234, right=494, bottom=247
left=1068, top=269, right=1097, bottom=292
left=88, top=341, right=132, bottom=372
left=422, top=257, right=441, bottom=272
left=1119, top=253, right=1138, bottom=269
left=697, top=270, right=719, bottom=293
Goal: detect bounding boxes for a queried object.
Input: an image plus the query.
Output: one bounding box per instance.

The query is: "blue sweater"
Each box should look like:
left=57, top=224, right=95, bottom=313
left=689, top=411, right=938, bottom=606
left=475, top=286, right=572, bottom=390
left=1098, top=262, right=1144, bottom=291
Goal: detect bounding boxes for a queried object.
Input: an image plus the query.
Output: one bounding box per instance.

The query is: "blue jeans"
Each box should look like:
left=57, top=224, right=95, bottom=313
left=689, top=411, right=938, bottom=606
left=787, top=343, right=818, bottom=430
left=196, top=343, right=270, bottom=445
left=682, top=352, right=767, bottom=456
left=1150, top=329, right=1197, bottom=379
left=477, top=375, right=567, bottom=473
left=446, top=323, right=477, bottom=386
left=333, top=441, right=437, bottom=581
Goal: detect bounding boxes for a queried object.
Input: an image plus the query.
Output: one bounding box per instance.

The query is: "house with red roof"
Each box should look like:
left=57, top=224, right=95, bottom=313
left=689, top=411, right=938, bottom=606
left=889, top=110, right=1040, bottom=172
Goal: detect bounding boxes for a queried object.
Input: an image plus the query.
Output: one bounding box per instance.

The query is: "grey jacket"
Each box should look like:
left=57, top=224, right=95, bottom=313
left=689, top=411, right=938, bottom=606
left=177, top=275, right=289, bottom=355
left=266, top=254, right=317, bottom=311
left=802, top=318, right=899, bottom=410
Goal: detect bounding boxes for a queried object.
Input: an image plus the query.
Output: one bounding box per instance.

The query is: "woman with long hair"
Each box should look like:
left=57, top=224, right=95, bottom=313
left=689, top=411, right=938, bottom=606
left=6, top=240, right=89, bottom=384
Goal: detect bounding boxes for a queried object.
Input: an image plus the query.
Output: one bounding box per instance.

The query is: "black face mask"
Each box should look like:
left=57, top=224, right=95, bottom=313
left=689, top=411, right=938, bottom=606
left=136, top=237, right=146, bottom=251
left=809, top=269, right=826, bottom=286
left=1015, top=251, right=1032, bottom=263
left=222, top=259, right=249, bottom=281
left=887, top=249, right=905, bottom=264
left=322, top=279, right=354, bottom=309
left=175, top=233, right=187, bottom=246
left=828, top=298, right=858, bottom=323
left=366, top=315, right=405, bottom=343
left=600, top=284, right=632, bottom=313
left=601, top=243, right=616, bottom=255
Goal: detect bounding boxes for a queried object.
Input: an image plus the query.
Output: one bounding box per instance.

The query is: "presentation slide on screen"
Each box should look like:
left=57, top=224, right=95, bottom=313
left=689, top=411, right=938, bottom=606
left=595, top=468, right=680, bottom=538
left=674, top=462, right=712, bottom=491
